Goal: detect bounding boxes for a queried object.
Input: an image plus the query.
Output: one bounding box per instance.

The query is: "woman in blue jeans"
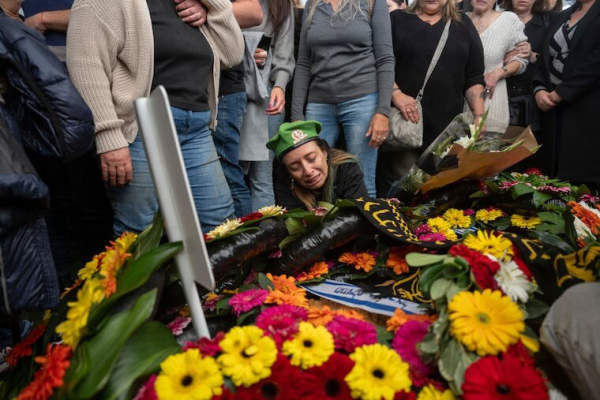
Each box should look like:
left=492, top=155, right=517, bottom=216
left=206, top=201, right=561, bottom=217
left=291, top=0, right=395, bottom=197
left=67, top=0, right=243, bottom=235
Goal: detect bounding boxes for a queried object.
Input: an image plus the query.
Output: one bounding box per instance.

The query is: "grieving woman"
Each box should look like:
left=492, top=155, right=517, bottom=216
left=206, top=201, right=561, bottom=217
left=267, top=120, right=368, bottom=210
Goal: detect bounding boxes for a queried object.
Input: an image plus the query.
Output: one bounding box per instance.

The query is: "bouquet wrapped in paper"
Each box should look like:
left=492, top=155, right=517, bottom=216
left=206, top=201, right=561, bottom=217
left=389, top=112, right=539, bottom=197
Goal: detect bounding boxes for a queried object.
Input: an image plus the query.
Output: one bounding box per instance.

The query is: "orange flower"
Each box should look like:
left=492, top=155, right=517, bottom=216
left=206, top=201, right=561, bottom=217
left=264, top=290, right=309, bottom=308
left=99, top=248, right=131, bottom=297
left=339, top=252, right=376, bottom=272
left=297, top=261, right=330, bottom=282
left=386, top=246, right=424, bottom=275
left=17, top=344, right=72, bottom=400
left=307, top=306, right=337, bottom=326
left=60, top=280, right=83, bottom=299
left=6, top=325, right=47, bottom=367
left=569, top=201, right=600, bottom=235
left=333, top=308, right=364, bottom=321
left=386, top=308, right=437, bottom=333
left=266, top=273, right=299, bottom=293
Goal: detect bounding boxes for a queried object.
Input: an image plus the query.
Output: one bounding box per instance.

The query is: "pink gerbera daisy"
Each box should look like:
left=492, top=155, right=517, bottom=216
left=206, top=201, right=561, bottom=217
left=228, top=288, right=269, bottom=316
left=326, top=315, right=378, bottom=353
left=392, top=320, right=436, bottom=387
left=256, top=304, right=308, bottom=347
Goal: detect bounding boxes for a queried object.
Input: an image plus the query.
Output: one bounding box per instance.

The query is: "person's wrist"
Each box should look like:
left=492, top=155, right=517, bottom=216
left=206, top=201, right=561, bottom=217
left=40, top=12, right=47, bottom=29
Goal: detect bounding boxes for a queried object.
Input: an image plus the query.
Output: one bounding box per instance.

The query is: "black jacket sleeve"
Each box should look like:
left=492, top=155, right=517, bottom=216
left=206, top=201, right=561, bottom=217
left=334, top=162, right=369, bottom=200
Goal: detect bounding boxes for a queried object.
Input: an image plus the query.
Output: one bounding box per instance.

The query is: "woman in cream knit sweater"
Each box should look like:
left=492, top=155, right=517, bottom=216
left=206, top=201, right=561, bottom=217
left=67, top=0, right=244, bottom=235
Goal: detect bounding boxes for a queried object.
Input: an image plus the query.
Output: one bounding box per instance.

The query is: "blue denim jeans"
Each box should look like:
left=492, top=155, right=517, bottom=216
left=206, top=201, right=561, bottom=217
left=106, top=107, right=235, bottom=235
left=247, top=111, right=285, bottom=211
left=306, top=92, right=378, bottom=197
left=212, top=92, right=252, bottom=217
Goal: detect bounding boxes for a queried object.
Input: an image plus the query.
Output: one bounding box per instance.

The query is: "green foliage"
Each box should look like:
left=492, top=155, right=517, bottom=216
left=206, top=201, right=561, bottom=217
left=101, top=321, right=180, bottom=400
left=59, top=290, right=158, bottom=399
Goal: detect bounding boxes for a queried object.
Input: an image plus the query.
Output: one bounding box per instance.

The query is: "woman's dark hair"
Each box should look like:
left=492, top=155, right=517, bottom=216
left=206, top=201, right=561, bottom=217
left=268, top=0, right=295, bottom=39
left=281, top=139, right=358, bottom=211
left=503, top=0, right=546, bottom=14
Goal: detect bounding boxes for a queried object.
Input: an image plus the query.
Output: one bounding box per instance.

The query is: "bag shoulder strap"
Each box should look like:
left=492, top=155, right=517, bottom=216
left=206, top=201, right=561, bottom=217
left=417, top=20, right=451, bottom=100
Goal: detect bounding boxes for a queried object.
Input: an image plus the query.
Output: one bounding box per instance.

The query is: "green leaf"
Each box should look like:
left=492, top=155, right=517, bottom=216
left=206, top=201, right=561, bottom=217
left=511, top=183, right=535, bottom=199
left=419, top=264, right=447, bottom=295
left=69, top=290, right=158, bottom=399
left=284, top=217, right=308, bottom=236
left=216, top=297, right=232, bottom=313
left=438, top=339, right=461, bottom=382
left=101, top=321, right=180, bottom=400
left=258, top=273, right=275, bottom=290
left=418, top=334, right=439, bottom=355
left=445, top=282, right=463, bottom=303
left=375, top=324, right=394, bottom=344
left=563, top=208, right=579, bottom=250
left=525, top=298, right=550, bottom=320
left=528, top=231, right=574, bottom=253
left=533, top=191, right=553, bottom=207
left=406, top=253, right=449, bottom=267
left=130, top=212, right=164, bottom=261
left=237, top=309, right=258, bottom=326
left=88, top=242, right=182, bottom=327
left=430, top=279, right=452, bottom=301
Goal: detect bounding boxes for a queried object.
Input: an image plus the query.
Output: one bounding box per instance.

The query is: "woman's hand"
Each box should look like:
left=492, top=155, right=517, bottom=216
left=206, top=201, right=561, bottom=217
left=504, top=41, right=531, bottom=64
left=100, top=147, right=133, bottom=187
left=392, top=91, right=420, bottom=123
left=254, top=48, right=267, bottom=67
left=266, top=86, right=285, bottom=115
left=484, top=69, right=504, bottom=99
left=535, top=89, right=559, bottom=111
left=175, top=0, right=207, bottom=27
left=367, top=113, right=389, bottom=148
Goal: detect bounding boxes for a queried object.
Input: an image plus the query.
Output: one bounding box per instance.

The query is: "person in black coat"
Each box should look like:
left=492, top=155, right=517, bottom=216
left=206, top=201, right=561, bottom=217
left=533, top=0, right=600, bottom=189
left=267, top=120, right=368, bottom=211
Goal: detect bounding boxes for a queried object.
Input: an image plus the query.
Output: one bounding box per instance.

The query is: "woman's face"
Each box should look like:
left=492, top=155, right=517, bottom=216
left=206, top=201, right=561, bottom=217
left=420, top=0, right=448, bottom=15
left=512, top=0, right=535, bottom=13
left=282, top=141, right=329, bottom=191
left=387, top=0, right=401, bottom=12
left=472, top=0, right=496, bottom=13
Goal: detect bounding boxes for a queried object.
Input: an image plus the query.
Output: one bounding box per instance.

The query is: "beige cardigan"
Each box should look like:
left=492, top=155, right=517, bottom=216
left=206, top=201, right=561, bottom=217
left=66, top=0, right=244, bottom=154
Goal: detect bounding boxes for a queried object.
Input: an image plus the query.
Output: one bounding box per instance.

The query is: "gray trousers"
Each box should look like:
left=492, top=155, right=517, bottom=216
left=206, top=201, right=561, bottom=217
left=541, top=282, right=600, bottom=400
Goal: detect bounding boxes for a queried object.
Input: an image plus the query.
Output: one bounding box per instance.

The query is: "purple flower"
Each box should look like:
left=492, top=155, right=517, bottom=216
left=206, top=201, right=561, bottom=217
left=268, top=249, right=283, bottom=259
left=167, top=316, right=192, bottom=336
left=464, top=208, right=475, bottom=216
left=415, top=224, right=432, bottom=235
left=326, top=315, right=377, bottom=353
left=579, top=194, right=600, bottom=203
left=133, top=375, right=157, bottom=400
left=312, top=206, right=329, bottom=216
left=256, top=304, right=308, bottom=347
left=418, top=232, right=447, bottom=242
left=243, top=268, right=259, bottom=286
left=228, top=288, right=269, bottom=316
left=538, top=185, right=571, bottom=193
left=499, top=181, right=519, bottom=189
left=392, top=320, right=435, bottom=387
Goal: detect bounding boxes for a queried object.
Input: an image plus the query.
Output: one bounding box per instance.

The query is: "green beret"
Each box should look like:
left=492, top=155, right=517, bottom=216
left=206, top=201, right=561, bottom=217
left=266, top=120, right=322, bottom=161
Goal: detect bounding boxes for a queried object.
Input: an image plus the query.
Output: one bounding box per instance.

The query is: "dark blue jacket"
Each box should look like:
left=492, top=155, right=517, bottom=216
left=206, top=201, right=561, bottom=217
left=0, top=9, right=94, bottom=160
left=0, top=10, right=95, bottom=314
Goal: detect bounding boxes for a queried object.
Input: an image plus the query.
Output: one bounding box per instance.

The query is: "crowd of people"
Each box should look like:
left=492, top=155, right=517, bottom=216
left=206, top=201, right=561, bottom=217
left=2, top=0, right=600, bottom=394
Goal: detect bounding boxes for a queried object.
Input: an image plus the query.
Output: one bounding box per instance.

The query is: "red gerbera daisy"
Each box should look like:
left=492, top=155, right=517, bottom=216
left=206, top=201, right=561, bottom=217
left=449, top=244, right=501, bottom=290
left=304, top=352, right=354, bottom=399
left=17, top=344, right=72, bottom=400
left=6, top=324, right=46, bottom=367
left=462, top=354, right=549, bottom=400
left=236, top=354, right=307, bottom=400
left=510, top=245, right=533, bottom=280
left=183, top=331, right=224, bottom=356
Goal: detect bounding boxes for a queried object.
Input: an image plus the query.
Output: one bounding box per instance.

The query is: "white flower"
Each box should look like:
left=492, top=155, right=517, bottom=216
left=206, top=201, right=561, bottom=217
left=206, top=218, right=242, bottom=239
left=549, top=388, right=568, bottom=400
left=494, top=259, right=532, bottom=303
left=257, top=205, right=286, bottom=217
left=573, top=215, right=594, bottom=240
left=455, top=135, right=474, bottom=149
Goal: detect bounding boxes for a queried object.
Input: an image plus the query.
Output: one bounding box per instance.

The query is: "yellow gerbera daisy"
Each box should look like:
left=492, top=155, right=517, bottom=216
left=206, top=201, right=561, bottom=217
left=417, top=385, right=456, bottom=400
left=113, top=231, right=138, bottom=251
left=440, top=229, right=458, bottom=241
left=427, top=217, right=452, bottom=233
left=510, top=214, right=542, bottom=229
left=78, top=258, right=100, bottom=281
left=55, top=278, right=105, bottom=348
left=217, top=326, right=277, bottom=387
left=282, top=322, right=334, bottom=369
left=463, top=230, right=514, bottom=261
left=448, top=289, right=525, bottom=356
left=442, top=209, right=471, bottom=229
left=475, top=208, right=503, bottom=223
left=345, top=343, right=412, bottom=400
left=257, top=205, right=286, bottom=217
left=155, top=349, right=223, bottom=400
left=206, top=218, right=242, bottom=240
